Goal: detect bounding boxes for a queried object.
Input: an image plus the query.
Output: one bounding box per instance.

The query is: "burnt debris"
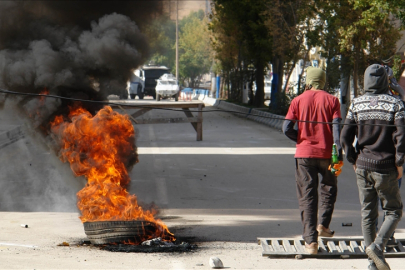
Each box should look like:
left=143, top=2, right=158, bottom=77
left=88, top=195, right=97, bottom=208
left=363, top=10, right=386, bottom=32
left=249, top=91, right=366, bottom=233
left=102, top=238, right=198, bottom=253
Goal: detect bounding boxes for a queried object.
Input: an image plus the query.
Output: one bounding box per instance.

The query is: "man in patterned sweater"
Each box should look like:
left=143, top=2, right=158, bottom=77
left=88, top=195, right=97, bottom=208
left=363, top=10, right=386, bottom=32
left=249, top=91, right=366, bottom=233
left=341, top=64, right=404, bottom=270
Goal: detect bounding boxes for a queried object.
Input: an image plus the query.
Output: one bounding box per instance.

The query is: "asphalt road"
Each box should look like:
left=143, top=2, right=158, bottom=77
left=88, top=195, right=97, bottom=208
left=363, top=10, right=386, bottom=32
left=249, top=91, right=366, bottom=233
left=0, top=98, right=404, bottom=269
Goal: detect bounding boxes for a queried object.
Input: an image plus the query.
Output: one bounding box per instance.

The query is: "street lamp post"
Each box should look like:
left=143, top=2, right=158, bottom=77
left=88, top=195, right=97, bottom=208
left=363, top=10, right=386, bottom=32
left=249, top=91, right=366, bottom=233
left=175, top=0, right=179, bottom=82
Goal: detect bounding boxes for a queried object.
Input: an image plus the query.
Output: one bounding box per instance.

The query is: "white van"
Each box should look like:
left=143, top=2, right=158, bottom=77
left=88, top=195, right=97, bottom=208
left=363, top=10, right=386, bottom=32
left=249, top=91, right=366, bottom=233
left=127, top=65, right=170, bottom=99
left=128, top=69, right=145, bottom=99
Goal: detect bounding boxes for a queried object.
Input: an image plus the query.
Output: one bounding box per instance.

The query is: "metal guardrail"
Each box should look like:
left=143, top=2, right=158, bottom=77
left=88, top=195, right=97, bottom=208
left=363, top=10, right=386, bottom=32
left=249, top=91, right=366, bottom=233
left=209, top=99, right=284, bottom=130
left=0, top=126, right=24, bottom=150
left=258, top=237, right=405, bottom=258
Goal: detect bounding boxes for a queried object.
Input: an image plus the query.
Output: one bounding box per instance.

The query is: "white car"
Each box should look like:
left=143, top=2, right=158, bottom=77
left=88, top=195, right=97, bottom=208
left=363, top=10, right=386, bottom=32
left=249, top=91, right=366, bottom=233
left=155, top=73, right=180, bottom=101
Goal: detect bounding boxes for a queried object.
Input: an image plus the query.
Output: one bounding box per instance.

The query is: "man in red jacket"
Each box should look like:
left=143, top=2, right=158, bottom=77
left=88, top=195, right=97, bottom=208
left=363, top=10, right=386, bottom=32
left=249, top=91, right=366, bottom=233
left=283, top=67, right=343, bottom=255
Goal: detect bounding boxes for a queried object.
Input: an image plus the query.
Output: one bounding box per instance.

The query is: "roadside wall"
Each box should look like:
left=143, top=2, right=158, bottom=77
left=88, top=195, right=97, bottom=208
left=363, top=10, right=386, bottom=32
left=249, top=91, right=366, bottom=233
left=199, top=96, right=284, bottom=131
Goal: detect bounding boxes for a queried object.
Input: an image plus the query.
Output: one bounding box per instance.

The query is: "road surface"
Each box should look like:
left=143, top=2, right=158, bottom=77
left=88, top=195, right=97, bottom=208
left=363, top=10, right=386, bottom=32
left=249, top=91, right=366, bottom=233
left=0, top=98, right=404, bottom=269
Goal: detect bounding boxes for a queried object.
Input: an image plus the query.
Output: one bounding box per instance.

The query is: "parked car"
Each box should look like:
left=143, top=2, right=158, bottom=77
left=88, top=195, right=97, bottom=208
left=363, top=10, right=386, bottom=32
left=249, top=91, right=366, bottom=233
left=128, top=65, right=170, bottom=99
left=199, top=80, right=211, bottom=89
left=155, top=73, right=180, bottom=101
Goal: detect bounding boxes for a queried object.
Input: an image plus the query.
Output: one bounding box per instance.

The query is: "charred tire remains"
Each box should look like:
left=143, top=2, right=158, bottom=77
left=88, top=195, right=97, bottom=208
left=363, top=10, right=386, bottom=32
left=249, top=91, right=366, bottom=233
left=102, top=242, right=197, bottom=253
left=83, top=220, right=158, bottom=245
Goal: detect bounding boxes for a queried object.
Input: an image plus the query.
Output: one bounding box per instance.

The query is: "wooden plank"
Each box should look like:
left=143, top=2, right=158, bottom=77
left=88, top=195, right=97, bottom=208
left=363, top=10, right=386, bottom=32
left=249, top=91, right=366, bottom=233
left=182, top=108, right=197, bottom=131
left=118, top=105, right=138, bottom=124
left=339, top=241, right=351, bottom=253
left=131, top=108, right=152, bottom=119
left=197, top=103, right=203, bottom=141
left=110, top=100, right=205, bottom=109
left=134, top=117, right=199, bottom=124
left=350, top=240, right=363, bottom=254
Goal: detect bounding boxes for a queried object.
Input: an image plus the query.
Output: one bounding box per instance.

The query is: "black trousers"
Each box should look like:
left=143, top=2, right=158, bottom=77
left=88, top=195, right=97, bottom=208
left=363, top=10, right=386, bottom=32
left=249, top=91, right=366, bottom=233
left=295, top=158, right=338, bottom=244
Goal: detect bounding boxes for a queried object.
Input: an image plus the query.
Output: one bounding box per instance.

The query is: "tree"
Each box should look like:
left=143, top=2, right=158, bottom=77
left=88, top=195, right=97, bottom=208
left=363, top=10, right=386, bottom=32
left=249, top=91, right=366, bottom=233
left=209, top=0, right=405, bottom=110
left=178, top=10, right=213, bottom=87
left=264, top=0, right=320, bottom=99
left=336, top=0, right=401, bottom=97
left=210, top=0, right=273, bottom=106
left=142, top=15, right=176, bottom=72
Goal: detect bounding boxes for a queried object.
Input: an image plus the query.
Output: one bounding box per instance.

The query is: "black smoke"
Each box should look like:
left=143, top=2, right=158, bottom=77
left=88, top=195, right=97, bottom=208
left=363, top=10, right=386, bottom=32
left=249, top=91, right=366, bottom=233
left=0, top=1, right=164, bottom=99
left=0, top=1, right=165, bottom=213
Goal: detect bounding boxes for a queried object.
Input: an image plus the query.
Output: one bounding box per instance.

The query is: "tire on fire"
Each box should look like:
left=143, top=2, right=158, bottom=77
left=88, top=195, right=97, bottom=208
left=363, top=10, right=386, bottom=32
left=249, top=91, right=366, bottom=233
left=83, top=220, right=158, bottom=245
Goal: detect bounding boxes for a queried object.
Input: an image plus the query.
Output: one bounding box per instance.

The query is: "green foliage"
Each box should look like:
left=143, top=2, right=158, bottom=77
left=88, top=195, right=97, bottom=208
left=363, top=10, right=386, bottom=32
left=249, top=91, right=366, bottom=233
left=210, top=0, right=273, bottom=107
left=143, top=9, right=213, bottom=84
left=210, top=0, right=405, bottom=108
left=269, top=91, right=297, bottom=116
left=392, top=55, right=405, bottom=81
left=143, top=15, right=176, bottom=72
left=178, top=10, right=213, bottom=87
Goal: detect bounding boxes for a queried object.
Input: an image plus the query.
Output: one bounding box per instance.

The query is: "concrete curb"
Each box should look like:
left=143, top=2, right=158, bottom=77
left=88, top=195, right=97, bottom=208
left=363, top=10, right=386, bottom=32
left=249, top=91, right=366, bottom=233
left=204, top=99, right=284, bottom=130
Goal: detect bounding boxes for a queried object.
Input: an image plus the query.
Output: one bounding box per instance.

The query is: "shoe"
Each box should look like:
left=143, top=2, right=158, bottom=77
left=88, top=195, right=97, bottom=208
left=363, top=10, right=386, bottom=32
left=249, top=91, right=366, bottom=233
left=386, top=237, right=398, bottom=248
left=365, top=243, right=391, bottom=270
left=317, top=224, right=335, bottom=237
left=368, top=262, right=378, bottom=270
left=305, top=242, right=318, bottom=255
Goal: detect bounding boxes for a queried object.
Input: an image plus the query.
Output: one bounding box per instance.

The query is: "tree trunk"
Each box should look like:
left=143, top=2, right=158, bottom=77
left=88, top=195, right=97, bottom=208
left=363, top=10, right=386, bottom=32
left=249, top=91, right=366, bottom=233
left=248, top=71, right=255, bottom=105
left=283, top=59, right=297, bottom=93
left=297, top=51, right=309, bottom=94
left=353, top=46, right=359, bottom=97
left=253, top=61, right=265, bottom=107
left=340, top=54, right=351, bottom=121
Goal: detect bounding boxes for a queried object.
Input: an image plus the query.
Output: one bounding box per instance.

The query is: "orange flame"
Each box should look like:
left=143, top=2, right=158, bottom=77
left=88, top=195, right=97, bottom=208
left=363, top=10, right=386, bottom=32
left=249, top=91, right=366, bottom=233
left=39, top=88, right=49, bottom=102
left=50, top=105, right=174, bottom=242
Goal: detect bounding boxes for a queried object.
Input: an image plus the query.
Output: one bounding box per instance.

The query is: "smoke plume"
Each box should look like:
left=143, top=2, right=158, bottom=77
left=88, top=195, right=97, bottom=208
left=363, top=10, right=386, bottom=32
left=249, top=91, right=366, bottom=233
left=0, top=1, right=163, bottom=98
left=0, top=1, right=164, bottom=212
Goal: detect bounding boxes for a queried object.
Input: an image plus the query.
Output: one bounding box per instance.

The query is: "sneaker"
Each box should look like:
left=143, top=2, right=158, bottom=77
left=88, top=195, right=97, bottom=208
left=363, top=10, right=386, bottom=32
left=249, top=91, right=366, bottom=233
left=317, top=224, right=335, bottom=237
left=365, top=243, right=391, bottom=270
left=305, top=242, right=318, bottom=255
left=386, top=237, right=398, bottom=248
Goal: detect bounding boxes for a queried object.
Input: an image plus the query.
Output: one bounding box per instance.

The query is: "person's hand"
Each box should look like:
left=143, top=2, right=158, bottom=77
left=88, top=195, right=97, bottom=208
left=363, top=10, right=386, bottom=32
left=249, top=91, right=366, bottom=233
left=329, top=161, right=344, bottom=176
left=397, top=166, right=403, bottom=180
left=353, top=164, right=357, bottom=171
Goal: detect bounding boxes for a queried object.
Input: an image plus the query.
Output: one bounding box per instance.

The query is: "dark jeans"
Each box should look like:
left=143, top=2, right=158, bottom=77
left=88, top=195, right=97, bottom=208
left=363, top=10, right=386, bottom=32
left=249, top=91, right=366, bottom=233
left=355, top=169, right=403, bottom=248
left=295, top=158, right=338, bottom=244
left=376, top=178, right=402, bottom=238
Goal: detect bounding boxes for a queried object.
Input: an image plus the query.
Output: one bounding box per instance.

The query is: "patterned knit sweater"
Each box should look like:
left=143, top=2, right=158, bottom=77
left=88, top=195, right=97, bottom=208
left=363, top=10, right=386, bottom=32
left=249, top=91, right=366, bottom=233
left=341, top=93, right=405, bottom=172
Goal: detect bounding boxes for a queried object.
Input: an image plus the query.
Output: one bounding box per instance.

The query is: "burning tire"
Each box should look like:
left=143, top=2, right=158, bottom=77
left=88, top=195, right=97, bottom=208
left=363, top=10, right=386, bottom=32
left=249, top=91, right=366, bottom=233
left=83, top=220, right=158, bottom=245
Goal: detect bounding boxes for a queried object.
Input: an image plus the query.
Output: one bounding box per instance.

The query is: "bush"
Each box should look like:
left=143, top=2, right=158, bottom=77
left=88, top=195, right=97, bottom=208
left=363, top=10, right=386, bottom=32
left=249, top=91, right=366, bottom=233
left=269, top=91, right=297, bottom=115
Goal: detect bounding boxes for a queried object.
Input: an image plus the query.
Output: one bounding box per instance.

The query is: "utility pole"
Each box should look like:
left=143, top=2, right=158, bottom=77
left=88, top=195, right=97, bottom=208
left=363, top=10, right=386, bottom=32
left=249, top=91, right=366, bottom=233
left=176, top=0, right=179, bottom=82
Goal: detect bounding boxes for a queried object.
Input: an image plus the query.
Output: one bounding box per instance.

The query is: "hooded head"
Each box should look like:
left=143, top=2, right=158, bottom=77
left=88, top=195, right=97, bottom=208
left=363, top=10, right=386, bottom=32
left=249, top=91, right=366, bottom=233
left=364, top=64, right=389, bottom=94
left=305, top=67, right=326, bottom=90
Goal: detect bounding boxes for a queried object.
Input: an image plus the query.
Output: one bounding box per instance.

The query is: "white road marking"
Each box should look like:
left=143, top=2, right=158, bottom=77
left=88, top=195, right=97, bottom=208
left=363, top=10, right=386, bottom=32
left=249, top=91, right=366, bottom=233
left=138, top=147, right=296, bottom=155
left=0, top=243, right=37, bottom=248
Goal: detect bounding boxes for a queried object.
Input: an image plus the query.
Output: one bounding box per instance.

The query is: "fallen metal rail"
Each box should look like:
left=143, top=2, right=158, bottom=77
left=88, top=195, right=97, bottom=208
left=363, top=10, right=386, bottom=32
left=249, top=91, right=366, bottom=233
left=258, top=237, right=405, bottom=259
